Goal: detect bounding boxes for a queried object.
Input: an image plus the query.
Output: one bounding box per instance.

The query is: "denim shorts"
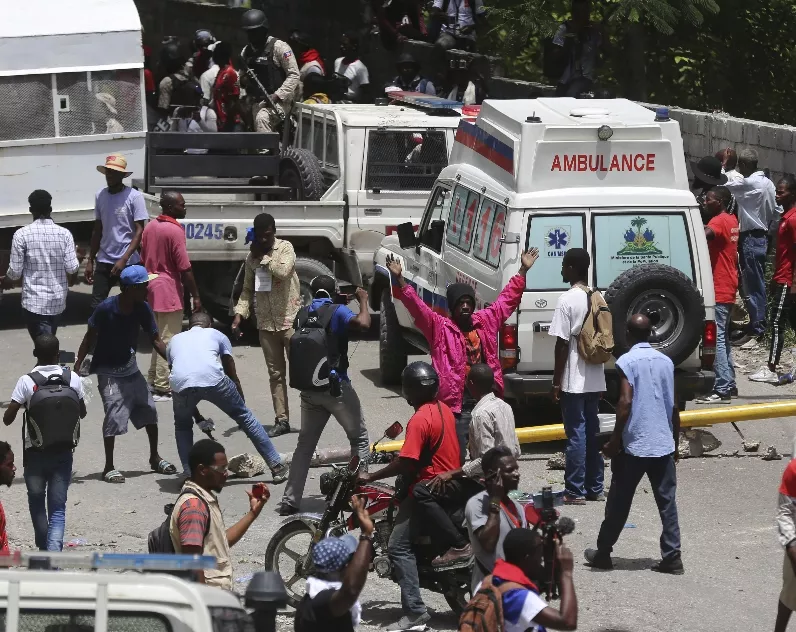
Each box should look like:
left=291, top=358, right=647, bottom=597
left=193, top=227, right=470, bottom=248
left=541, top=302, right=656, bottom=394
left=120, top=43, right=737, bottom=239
left=98, top=371, right=158, bottom=437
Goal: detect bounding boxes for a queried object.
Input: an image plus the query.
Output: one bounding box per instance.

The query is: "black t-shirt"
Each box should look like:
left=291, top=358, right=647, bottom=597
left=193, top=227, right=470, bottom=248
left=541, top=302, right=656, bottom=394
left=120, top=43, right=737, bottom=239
left=89, top=296, right=158, bottom=374
left=294, top=589, right=355, bottom=632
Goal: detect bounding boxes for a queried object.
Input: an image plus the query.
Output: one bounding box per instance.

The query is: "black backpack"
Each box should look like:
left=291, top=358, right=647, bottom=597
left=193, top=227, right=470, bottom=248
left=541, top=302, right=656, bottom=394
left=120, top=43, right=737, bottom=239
left=289, top=304, right=341, bottom=392
left=24, top=369, right=81, bottom=451
left=148, top=490, right=210, bottom=554
left=169, top=73, right=202, bottom=107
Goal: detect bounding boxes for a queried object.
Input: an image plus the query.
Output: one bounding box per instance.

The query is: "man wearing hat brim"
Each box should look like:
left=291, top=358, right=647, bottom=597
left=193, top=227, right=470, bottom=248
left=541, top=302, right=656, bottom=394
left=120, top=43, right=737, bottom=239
left=690, top=155, right=728, bottom=190
left=385, top=53, right=436, bottom=96
left=86, top=154, right=148, bottom=310
left=75, top=265, right=178, bottom=484
left=385, top=248, right=539, bottom=465
left=295, top=495, right=374, bottom=632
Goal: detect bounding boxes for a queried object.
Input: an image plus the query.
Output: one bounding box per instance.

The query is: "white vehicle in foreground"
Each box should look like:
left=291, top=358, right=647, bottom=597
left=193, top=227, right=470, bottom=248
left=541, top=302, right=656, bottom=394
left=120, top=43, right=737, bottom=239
left=373, top=98, right=716, bottom=405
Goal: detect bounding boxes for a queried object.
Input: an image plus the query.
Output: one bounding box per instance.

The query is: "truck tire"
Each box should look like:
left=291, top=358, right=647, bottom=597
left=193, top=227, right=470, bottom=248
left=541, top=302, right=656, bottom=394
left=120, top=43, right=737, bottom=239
left=604, top=264, right=705, bottom=366
left=380, top=289, right=407, bottom=385
left=295, top=257, right=335, bottom=306
left=279, top=147, right=325, bottom=201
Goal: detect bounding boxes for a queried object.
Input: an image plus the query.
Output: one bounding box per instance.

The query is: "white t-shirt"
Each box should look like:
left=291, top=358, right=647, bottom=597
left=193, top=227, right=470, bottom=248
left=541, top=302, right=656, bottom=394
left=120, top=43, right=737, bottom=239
left=475, top=579, right=548, bottom=632
left=334, top=58, right=370, bottom=101
left=548, top=286, right=606, bottom=393
left=200, top=65, right=221, bottom=101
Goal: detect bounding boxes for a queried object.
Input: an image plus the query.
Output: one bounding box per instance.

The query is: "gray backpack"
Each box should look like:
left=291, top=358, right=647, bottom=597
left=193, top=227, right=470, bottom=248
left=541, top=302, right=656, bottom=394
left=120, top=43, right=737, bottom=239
left=24, top=369, right=81, bottom=451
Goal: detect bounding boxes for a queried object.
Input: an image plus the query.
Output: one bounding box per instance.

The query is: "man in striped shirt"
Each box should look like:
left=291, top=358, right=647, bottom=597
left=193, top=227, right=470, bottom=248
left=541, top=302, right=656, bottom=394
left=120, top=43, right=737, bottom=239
left=2, top=190, right=79, bottom=341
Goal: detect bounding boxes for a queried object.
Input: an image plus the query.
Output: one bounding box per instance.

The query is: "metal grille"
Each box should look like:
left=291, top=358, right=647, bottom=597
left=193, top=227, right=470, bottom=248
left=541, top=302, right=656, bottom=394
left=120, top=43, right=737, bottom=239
left=0, top=75, right=55, bottom=141
left=91, top=69, right=143, bottom=133
left=56, top=72, right=94, bottom=137
left=365, top=130, right=448, bottom=191
left=1, top=611, right=171, bottom=631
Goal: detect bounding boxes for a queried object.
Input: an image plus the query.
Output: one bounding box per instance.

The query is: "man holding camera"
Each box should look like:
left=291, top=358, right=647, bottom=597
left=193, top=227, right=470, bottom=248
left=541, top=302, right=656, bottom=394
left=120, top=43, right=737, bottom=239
left=277, top=276, right=371, bottom=517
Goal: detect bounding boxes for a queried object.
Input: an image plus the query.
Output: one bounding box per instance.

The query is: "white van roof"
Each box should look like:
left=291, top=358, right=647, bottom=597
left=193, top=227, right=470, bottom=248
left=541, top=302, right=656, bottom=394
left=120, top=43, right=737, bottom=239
left=300, top=103, right=466, bottom=129
left=0, top=0, right=143, bottom=76
left=449, top=98, right=692, bottom=204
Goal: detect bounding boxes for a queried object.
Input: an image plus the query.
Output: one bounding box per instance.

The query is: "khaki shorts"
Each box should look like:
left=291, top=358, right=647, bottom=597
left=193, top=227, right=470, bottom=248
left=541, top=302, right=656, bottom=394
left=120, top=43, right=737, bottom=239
left=782, top=553, right=796, bottom=611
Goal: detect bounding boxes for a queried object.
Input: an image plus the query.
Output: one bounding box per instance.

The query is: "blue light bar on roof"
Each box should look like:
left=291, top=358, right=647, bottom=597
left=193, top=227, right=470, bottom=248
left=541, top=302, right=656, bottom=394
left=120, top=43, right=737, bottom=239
left=388, top=91, right=463, bottom=110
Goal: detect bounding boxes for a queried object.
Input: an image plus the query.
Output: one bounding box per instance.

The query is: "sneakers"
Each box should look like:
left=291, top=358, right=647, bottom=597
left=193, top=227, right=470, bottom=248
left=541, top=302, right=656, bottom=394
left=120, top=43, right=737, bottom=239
left=729, top=386, right=739, bottom=397
left=749, top=366, right=780, bottom=384
left=739, top=337, right=759, bottom=350
left=694, top=392, right=730, bottom=404
left=385, top=611, right=431, bottom=632
left=652, top=555, right=684, bottom=575
left=586, top=492, right=606, bottom=502
left=196, top=418, right=216, bottom=433
left=276, top=502, right=299, bottom=517
left=270, top=463, right=289, bottom=484
left=268, top=420, right=291, bottom=438
left=153, top=391, right=172, bottom=402
left=431, top=544, right=472, bottom=567
left=584, top=548, right=613, bottom=570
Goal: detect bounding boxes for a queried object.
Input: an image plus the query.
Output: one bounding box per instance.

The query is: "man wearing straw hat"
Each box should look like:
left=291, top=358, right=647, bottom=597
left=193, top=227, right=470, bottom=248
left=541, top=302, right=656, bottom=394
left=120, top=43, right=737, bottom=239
left=85, top=154, right=148, bottom=309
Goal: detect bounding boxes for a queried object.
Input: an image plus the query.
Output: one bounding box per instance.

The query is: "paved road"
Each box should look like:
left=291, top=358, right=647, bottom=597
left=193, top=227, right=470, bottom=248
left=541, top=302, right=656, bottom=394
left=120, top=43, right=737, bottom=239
left=0, top=285, right=793, bottom=630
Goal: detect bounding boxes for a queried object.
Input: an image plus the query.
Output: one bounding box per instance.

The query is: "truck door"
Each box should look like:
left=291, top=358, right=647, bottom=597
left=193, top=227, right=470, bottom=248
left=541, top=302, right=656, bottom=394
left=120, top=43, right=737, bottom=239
left=356, top=129, right=449, bottom=251
left=516, top=211, right=588, bottom=371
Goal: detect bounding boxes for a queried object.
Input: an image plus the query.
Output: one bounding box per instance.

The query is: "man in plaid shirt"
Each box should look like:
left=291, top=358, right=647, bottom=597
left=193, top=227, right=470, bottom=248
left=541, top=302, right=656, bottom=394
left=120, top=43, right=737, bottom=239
left=2, top=190, right=79, bottom=341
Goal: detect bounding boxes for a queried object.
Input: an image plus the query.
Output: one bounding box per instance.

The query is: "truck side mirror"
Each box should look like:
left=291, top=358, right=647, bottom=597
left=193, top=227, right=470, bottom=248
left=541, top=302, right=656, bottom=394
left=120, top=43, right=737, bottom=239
left=246, top=571, right=288, bottom=632
left=397, top=222, right=417, bottom=249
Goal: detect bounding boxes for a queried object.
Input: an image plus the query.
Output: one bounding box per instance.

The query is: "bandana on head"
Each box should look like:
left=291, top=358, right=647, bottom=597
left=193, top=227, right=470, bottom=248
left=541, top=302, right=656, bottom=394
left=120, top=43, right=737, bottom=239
left=312, top=535, right=358, bottom=573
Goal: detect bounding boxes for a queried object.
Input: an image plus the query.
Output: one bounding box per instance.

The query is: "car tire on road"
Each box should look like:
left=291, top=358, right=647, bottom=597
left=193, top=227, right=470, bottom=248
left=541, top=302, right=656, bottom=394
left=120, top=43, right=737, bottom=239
left=295, top=257, right=335, bottom=306
left=279, top=147, right=325, bottom=201
left=605, top=263, right=705, bottom=365
left=379, top=288, right=407, bottom=385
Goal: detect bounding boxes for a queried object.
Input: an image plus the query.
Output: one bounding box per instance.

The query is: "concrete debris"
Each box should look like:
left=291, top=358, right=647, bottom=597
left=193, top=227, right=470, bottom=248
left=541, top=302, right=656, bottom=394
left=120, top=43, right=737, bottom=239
left=762, top=446, right=783, bottom=461
left=547, top=452, right=566, bottom=470
left=720, top=450, right=740, bottom=458
left=680, top=429, right=722, bottom=458
left=228, top=453, right=266, bottom=478
left=742, top=441, right=761, bottom=452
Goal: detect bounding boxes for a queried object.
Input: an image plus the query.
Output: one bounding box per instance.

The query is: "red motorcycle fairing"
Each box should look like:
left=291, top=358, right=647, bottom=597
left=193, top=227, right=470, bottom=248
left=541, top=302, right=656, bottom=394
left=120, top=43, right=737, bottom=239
left=346, top=482, right=395, bottom=529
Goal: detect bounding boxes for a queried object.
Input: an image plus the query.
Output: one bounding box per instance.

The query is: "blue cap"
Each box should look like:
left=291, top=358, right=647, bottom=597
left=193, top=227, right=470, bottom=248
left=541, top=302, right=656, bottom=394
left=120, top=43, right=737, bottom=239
left=119, top=265, right=158, bottom=286
left=311, top=534, right=358, bottom=573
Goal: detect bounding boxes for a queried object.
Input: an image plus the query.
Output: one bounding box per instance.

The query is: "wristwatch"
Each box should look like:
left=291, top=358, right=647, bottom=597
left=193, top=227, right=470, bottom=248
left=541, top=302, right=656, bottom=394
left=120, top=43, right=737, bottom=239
left=360, top=533, right=375, bottom=543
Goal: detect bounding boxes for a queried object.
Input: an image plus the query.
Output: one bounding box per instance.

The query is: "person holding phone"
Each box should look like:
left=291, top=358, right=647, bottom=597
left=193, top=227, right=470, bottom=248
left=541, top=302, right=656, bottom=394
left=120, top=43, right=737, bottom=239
left=232, top=214, right=301, bottom=438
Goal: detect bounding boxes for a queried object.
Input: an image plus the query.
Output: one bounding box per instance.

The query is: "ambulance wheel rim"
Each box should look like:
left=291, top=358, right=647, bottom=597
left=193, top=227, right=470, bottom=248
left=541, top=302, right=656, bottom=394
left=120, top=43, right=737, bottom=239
left=628, top=289, right=684, bottom=348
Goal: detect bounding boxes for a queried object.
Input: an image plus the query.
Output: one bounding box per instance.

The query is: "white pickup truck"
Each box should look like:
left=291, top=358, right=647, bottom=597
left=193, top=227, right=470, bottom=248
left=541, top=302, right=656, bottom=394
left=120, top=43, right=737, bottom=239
left=140, top=99, right=466, bottom=320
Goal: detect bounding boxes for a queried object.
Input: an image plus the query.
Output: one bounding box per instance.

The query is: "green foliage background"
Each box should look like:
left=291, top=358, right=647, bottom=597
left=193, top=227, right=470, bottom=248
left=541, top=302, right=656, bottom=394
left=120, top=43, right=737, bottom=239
left=481, top=0, right=796, bottom=124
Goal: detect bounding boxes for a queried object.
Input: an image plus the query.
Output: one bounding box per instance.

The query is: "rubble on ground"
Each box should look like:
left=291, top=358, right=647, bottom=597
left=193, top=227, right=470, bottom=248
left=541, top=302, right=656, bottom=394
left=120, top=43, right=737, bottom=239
left=680, top=429, right=722, bottom=458
left=742, top=440, right=761, bottom=452
left=762, top=446, right=783, bottom=461
left=547, top=452, right=566, bottom=470
left=228, top=453, right=266, bottom=478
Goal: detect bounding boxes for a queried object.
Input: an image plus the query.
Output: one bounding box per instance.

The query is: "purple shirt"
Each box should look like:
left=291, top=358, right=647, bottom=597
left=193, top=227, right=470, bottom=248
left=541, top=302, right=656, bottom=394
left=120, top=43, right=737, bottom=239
left=94, top=186, right=148, bottom=265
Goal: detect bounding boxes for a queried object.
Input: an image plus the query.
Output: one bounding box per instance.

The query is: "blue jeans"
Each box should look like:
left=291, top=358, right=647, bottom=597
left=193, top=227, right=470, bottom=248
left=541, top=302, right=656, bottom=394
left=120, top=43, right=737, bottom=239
left=739, top=232, right=768, bottom=335
left=561, top=392, right=604, bottom=498
left=596, top=452, right=681, bottom=560
left=714, top=303, right=736, bottom=395
left=23, top=309, right=60, bottom=342
left=388, top=497, right=426, bottom=617
left=24, top=450, right=73, bottom=551
left=173, top=376, right=282, bottom=475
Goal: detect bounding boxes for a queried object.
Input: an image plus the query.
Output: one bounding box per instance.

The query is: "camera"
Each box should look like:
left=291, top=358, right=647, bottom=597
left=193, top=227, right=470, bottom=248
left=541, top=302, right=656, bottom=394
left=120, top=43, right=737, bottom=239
left=532, top=487, right=574, bottom=600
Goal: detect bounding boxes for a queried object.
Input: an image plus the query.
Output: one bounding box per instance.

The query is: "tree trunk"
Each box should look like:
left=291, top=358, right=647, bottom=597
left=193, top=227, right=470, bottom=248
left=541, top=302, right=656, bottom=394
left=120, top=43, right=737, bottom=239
left=624, top=22, right=648, bottom=101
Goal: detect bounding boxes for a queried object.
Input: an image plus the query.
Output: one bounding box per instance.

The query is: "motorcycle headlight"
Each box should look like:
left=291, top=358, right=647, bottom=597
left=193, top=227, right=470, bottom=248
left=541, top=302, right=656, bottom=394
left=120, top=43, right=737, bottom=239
left=319, top=471, right=337, bottom=496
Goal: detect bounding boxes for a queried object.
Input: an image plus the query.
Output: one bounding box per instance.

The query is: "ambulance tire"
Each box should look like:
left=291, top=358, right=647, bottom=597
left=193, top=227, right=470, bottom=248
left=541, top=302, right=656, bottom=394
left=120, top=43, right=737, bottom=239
left=295, top=257, right=335, bottom=307
left=380, top=289, right=408, bottom=385
left=279, top=148, right=324, bottom=201
left=605, top=264, right=705, bottom=366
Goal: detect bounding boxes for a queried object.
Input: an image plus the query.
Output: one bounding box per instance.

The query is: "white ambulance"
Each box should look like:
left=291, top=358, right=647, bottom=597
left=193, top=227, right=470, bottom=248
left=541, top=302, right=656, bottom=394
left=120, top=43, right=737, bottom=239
left=372, top=98, right=716, bottom=405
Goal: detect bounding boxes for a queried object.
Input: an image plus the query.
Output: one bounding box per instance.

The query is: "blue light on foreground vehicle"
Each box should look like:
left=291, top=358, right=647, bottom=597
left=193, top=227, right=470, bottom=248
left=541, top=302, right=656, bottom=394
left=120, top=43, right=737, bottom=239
left=0, top=551, right=217, bottom=571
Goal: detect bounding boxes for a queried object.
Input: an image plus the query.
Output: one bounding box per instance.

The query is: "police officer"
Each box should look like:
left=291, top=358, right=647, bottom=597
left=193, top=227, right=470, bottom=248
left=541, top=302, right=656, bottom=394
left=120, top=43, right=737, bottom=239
left=240, top=9, right=301, bottom=134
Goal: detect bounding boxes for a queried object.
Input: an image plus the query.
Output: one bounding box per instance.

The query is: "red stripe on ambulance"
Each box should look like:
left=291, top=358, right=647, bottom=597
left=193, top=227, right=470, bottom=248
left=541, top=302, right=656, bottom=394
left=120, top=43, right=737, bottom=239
left=550, top=154, right=656, bottom=172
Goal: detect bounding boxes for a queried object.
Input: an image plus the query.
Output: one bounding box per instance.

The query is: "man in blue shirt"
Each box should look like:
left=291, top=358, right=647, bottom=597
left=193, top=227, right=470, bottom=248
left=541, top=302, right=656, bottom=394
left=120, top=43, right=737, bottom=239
left=168, top=312, right=288, bottom=482
left=277, top=276, right=371, bottom=516
left=74, top=265, right=178, bottom=484
left=584, top=313, right=683, bottom=574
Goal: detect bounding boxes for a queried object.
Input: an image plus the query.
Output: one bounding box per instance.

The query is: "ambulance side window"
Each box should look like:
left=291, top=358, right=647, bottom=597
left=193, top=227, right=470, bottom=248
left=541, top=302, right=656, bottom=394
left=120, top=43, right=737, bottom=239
left=525, top=214, right=586, bottom=290
left=419, top=187, right=451, bottom=253
left=472, top=199, right=507, bottom=267
left=446, top=185, right=480, bottom=253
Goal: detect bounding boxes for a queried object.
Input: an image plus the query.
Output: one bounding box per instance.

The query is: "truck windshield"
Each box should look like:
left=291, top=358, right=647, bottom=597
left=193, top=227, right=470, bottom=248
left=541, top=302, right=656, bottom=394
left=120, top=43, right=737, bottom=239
left=365, top=130, right=448, bottom=191
left=209, top=606, right=255, bottom=632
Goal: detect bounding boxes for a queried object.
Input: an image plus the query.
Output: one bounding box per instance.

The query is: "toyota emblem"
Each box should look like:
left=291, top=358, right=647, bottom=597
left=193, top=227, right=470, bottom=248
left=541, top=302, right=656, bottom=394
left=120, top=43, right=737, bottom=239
left=535, top=298, right=547, bottom=308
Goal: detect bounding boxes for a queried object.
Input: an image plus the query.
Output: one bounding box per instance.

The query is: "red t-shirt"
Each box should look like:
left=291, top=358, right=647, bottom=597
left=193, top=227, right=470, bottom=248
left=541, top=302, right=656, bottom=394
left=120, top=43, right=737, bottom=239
left=141, top=216, right=192, bottom=313
left=399, top=401, right=460, bottom=482
left=0, top=501, right=9, bottom=555
left=177, top=497, right=210, bottom=548
left=774, top=207, right=796, bottom=285
left=212, top=65, right=241, bottom=126
left=707, top=212, right=739, bottom=304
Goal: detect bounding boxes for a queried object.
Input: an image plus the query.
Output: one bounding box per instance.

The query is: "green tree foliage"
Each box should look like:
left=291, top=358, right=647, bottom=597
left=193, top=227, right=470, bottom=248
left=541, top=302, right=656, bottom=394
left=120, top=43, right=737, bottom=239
left=482, top=0, right=796, bottom=123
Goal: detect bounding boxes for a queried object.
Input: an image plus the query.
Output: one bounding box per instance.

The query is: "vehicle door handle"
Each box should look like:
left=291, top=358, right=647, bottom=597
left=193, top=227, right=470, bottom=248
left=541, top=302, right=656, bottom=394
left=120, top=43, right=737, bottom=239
left=364, top=208, right=382, bottom=216
left=533, top=321, right=551, bottom=333
left=223, top=227, right=237, bottom=242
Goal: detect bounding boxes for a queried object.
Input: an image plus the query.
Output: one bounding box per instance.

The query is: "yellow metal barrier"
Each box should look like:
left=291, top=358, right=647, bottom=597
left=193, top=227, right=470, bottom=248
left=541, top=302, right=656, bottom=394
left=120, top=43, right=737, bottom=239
left=374, top=400, right=796, bottom=453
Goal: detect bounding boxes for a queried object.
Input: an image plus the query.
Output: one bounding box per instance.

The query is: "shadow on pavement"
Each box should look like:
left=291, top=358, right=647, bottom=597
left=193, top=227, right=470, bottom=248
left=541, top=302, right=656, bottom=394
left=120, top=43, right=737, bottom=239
left=586, top=556, right=658, bottom=572
left=72, top=469, right=165, bottom=484
left=362, top=601, right=458, bottom=628
left=0, top=288, right=95, bottom=333
left=358, top=368, right=402, bottom=396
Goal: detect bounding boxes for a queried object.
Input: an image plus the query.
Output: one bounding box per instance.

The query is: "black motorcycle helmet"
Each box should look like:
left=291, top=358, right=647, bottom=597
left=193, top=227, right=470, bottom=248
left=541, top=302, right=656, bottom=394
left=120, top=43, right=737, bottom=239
left=401, top=362, right=439, bottom=409
left=242, top=9, right=269, bottom=30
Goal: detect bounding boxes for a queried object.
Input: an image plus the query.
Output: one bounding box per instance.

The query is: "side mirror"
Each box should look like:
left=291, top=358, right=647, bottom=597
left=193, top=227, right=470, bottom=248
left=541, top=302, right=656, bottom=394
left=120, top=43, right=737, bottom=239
left=396, top=222, right=417, bottom=249
left=245, top=572, right=288, bottom=630
left=385, top=422, right=404, bottom=440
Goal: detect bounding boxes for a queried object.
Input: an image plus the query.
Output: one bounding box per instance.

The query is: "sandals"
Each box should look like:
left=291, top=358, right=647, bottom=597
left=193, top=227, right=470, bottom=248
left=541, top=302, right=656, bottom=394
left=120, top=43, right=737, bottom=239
left=103, top=469, right=125, bottom=484
left=151, top=459, right=177, bottom=475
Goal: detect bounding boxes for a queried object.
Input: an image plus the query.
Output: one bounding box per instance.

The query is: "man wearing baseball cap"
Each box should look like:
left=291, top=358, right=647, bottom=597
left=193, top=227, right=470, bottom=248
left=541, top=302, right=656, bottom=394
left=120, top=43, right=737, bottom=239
left=294, top=496, right=374, bottom=632
left=85, top=154, right=148, bottom=309
left=75, top=265, right=178, bottom=484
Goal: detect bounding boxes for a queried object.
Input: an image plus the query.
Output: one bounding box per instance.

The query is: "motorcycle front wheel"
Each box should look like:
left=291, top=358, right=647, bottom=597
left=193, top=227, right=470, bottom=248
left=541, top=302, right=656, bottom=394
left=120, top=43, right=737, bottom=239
left=444, top=585, right=472, bottom=615
left=264, top=520, right=317, bottom=607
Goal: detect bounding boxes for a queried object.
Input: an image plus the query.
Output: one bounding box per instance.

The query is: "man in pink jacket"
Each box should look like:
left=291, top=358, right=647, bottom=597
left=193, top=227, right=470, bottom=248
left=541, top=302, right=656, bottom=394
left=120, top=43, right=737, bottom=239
left=386, top=248, right=539, bottom=463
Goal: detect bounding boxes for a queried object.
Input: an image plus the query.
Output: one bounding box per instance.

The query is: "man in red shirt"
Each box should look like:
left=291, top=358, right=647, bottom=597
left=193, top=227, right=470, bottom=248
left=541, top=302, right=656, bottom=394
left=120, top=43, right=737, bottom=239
left=141, top=192, right=202, bottom=400
left=751, top=175, right=796, bottom=384
left=697, top=186, right=739, bottom=402
left=0, top=443, right=16, bottom=554
left=359, top=362, right=459, bottom=631
left=210, top=42, right=242, bottom=132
